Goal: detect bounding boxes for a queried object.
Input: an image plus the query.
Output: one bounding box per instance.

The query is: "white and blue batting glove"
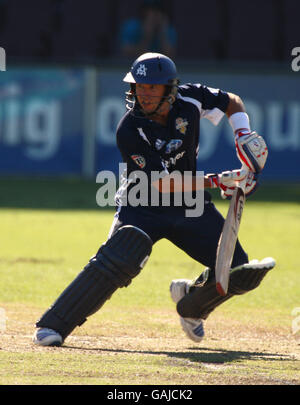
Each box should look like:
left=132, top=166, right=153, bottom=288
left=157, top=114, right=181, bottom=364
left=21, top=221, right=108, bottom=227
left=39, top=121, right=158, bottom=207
left=235, top=130, right=268, bottom=173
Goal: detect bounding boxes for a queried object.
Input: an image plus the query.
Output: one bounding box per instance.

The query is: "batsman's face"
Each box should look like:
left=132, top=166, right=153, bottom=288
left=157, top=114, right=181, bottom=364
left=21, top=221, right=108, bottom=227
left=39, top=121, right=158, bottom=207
left=136, top=83, right=168, bottom=114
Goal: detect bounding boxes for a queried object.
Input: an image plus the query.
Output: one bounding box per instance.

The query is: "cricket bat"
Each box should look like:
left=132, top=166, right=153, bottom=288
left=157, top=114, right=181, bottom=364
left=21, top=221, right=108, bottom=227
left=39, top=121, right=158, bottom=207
left=215, top=172, right=248, bottom=296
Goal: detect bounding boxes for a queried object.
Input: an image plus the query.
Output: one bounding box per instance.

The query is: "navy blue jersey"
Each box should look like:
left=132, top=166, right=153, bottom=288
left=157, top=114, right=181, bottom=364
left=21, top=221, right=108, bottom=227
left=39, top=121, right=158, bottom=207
left=115, top=83, right=229, bottom=207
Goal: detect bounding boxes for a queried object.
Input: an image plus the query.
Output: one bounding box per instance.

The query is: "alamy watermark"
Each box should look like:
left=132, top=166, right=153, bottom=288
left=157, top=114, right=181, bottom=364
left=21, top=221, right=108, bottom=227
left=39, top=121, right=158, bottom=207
left=0, top=307, right=6, bottom=332
left=96, top=163, right=205, bottom=217
left=291, top=307, right=300, bottom=337
left=0, top=47, right=6, bottom=71
left=291, top=47, right=300, bottom=72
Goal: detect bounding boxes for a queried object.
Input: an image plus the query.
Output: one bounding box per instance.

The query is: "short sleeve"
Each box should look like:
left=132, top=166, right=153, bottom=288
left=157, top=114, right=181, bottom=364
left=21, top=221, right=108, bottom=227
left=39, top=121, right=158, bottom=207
left=178, top=83, right=230, bottom=126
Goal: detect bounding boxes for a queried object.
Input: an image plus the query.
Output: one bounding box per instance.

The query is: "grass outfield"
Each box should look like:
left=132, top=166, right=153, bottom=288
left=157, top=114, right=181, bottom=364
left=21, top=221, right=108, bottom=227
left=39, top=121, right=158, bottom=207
left=0, top=177, right=299, bottom=386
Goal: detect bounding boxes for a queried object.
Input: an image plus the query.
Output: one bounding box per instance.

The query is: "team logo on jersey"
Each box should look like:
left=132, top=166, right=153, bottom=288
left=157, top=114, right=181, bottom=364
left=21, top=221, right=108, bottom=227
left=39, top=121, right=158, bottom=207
left=131, top=154, right=146, bottom=169
left=165, top=139, right=183, bottom=154
left=175, top=117, right=188, bottom=135
left=155, top=139, right=166, bottom=150
left=136, top=64, right=147, bottom=76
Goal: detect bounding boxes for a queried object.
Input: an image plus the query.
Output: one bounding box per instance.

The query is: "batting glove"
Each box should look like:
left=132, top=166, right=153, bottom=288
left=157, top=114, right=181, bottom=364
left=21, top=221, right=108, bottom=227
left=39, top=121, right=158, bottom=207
left=235, top=130, right=268, bottom=173
left=207, top=169, right=259, bottom=200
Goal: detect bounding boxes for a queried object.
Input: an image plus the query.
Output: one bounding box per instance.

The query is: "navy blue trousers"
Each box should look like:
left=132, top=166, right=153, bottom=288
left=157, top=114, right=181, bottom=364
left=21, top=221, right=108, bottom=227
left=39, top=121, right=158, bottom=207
left=109, top=202, right=248, bottom=271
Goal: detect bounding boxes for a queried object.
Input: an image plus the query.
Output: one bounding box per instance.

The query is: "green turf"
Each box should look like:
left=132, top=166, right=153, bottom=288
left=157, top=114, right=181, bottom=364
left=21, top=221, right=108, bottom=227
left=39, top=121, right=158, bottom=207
left=0, top=176, right=299, bottom=316
left=0, top=175, right=299, bottom=210
left=0, top=176, right=299, bottom=385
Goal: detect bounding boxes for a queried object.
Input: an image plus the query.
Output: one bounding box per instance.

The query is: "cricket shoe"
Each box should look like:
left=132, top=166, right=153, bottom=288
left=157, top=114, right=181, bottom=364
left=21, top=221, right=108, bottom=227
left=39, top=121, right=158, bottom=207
left=33, top=328, right=63, bottom=346
left=170, top=278, right=205, bottom=343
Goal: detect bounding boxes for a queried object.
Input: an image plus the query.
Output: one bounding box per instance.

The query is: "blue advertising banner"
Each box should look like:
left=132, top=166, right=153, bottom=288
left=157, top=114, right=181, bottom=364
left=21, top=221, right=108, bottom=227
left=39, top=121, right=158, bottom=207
left=0, top=68, right=85, bottom=175
left=0, top=67, right=299, bottom=180
left=96, top=69, right=300, bottom=181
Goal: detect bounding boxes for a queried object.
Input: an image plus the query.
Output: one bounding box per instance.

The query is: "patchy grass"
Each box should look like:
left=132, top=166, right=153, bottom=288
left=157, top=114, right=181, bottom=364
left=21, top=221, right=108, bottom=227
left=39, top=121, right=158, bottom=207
left=0, top=179, right=299, bottom=385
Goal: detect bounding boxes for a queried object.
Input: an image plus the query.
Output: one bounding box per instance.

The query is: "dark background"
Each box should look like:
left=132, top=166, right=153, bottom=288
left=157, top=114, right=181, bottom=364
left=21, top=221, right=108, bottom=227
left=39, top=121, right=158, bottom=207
left=0, top=0, right=299, bottom=205
left=0, top=0, right=298, bottom=65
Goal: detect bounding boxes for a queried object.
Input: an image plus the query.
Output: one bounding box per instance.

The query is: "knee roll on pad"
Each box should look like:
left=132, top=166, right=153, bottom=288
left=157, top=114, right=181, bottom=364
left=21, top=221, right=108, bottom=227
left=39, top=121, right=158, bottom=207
left=177, top=259, right=275, bottom=319
left=92, top=225, right=152, bottom=287
left=36, top=225, right=152, bottom=340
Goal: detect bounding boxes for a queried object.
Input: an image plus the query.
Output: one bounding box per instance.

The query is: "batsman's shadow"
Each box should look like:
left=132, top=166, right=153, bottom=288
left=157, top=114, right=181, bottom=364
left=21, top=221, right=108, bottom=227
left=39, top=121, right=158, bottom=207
left=64, top=344, right=290, bottom=365
left=166, top=347, right=291, bottom=364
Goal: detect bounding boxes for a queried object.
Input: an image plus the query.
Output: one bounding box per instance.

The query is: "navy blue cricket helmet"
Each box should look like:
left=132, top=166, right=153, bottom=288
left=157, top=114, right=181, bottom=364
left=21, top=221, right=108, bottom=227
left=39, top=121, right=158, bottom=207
left=123, top=52, right=178, bottom=85
left=123, top=52, right=179, bottom=114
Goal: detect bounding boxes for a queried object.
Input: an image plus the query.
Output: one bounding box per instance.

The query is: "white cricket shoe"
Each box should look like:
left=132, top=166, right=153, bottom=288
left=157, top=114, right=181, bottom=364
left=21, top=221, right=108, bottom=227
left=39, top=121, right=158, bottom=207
left=33, top=328, right=63, bottom=346
left=170, top=279, right=205, bottom=343
left=179, top=317, right=205, bottom=342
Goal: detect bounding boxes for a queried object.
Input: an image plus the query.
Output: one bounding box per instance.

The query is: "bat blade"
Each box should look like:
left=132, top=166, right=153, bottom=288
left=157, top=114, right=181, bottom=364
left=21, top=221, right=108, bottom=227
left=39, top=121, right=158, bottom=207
left=215, top=184, right=246, bottom=296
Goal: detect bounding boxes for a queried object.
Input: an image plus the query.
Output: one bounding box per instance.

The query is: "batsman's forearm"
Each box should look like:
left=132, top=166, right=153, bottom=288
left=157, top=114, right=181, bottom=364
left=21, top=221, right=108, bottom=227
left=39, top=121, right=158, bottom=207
left=226, top=93, right=246, bottom=118
left=152, top=174, right=213, bottom=193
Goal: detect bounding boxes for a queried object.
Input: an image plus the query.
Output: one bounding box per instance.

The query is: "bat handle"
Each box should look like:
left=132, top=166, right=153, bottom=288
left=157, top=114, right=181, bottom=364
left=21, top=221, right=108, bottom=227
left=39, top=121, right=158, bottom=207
left=235, top=167, right=249, bottom=192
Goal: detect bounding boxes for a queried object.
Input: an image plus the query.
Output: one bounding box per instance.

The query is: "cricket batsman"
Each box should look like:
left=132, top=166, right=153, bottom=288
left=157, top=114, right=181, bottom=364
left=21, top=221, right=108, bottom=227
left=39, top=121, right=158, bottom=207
left=33, top=53, right=275, bottom=346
